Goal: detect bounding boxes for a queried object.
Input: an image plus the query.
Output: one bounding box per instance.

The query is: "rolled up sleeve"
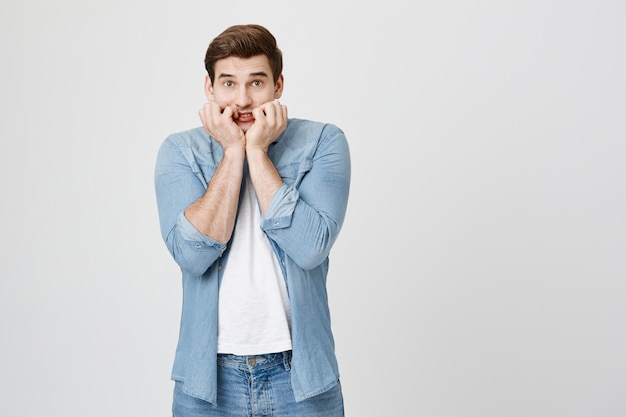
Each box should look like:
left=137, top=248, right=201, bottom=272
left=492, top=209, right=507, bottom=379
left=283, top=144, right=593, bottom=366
left=262, top=183, right=299, bottom=230
left=155, top=135, right=225, bottom=276
left=261, top=124, right=351, bottom=270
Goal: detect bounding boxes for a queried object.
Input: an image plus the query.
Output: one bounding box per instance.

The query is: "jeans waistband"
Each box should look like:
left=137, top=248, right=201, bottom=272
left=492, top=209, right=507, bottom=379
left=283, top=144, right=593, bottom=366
left=217, top=350, right=292, bottom=371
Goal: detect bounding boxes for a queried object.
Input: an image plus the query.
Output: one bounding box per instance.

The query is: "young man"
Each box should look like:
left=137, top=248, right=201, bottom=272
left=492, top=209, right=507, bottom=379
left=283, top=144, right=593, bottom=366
left=155, top=24, right=351, bottom=416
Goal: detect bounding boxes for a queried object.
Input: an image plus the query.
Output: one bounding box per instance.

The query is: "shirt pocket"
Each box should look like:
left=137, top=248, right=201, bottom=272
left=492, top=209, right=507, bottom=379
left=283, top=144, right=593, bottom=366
left=179, top=145, right=218, bottom=188
left=277, top=158, right=312, bottom=188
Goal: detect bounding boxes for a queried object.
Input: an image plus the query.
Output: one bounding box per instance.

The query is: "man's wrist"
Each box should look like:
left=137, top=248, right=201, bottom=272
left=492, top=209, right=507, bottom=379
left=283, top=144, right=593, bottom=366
left=245, top=145, right=269, bottom=156
left=222, top=144, right=246, bottom=160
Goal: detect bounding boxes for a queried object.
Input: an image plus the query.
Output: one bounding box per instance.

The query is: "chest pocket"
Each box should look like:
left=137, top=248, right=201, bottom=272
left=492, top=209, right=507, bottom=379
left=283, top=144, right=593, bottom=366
left=277, top=158, right=312, bottom=188
left=179, top=145, right=219, bottom=189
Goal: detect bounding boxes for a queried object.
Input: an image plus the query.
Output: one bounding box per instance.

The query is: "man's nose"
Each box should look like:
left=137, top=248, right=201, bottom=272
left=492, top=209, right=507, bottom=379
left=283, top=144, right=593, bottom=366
left=234, top=86, right=252, bottom=108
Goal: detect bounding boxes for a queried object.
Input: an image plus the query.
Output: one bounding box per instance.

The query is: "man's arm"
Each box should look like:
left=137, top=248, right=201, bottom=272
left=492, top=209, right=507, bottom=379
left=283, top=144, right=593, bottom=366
left=245, top=148, right=282, bottom=215
left=184, top=147, right=245, bottom=244
left=184, top=103, right=247, bottom=244
left=154, top=136, right=229, bottom=276
left=261, top=124, right=351, bottom=270
left=245, top=101, right=288, bottom=214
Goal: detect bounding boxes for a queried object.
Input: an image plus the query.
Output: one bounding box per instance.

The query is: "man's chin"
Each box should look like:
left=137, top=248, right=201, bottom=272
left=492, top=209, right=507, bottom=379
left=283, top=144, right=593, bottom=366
left=236, top=120, right=253, bottom=133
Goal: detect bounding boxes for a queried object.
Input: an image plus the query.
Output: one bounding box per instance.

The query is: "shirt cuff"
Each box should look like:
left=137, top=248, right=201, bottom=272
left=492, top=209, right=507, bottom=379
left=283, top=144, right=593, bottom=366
left=176, top=211, right=227, bottom=253
left=262, top=183, right=299, bottom=230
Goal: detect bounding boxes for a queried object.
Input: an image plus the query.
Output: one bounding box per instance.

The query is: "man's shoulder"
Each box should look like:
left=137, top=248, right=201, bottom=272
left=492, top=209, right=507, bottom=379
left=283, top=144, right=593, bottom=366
left=164, top=126, right=210, bottom=148
left=284, top=118, right=344, bottom=141
left=156, top=127, right=219, bottom=166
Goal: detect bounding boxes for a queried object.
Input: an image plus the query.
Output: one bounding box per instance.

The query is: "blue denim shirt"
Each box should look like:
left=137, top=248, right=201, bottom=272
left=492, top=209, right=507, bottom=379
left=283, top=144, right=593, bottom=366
left=154, top=118, right=351, bottom=404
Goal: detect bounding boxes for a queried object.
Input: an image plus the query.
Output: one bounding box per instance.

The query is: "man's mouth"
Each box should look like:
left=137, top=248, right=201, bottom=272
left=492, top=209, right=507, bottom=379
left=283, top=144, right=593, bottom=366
left=236, top=112, right=254, bottom=122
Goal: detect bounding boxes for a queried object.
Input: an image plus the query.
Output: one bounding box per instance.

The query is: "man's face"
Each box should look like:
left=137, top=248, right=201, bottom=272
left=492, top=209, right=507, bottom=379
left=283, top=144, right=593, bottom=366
left=205, top=54, right=283, bottom=132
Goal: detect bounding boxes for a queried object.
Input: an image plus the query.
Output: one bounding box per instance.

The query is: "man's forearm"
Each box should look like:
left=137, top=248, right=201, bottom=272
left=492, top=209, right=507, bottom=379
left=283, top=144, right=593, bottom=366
left=184, top=148, right=245, bottom=243
left=246, top=147, right=283, bottom=216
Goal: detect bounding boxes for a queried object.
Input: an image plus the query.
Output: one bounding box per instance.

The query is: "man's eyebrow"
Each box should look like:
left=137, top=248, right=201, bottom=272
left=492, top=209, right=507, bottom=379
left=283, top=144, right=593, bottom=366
left=217, top=71, right=269, bottom=79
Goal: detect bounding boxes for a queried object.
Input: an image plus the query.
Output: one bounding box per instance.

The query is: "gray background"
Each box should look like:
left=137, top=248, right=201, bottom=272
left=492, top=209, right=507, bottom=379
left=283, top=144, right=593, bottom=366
left=1, top=1, right=625, bottom=416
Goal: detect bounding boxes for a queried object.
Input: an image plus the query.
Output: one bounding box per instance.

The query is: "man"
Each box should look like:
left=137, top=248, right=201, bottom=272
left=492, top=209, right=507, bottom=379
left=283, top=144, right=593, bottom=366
left=155, top=24, right=351, bottom=416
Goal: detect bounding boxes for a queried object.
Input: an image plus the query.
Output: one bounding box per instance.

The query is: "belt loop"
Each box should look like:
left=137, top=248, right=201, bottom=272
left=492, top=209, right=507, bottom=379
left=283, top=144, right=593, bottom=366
left=282, top=350, right=292, bottom=371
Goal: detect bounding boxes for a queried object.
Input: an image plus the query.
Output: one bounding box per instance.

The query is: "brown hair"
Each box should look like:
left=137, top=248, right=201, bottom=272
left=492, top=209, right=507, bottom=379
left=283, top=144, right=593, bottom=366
left=204, top=24, right=283, bottom=84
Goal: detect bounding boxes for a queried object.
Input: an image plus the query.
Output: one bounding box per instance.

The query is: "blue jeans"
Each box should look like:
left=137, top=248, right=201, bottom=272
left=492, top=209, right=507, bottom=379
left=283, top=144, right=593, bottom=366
left=172, top=351, right=344, bottom=417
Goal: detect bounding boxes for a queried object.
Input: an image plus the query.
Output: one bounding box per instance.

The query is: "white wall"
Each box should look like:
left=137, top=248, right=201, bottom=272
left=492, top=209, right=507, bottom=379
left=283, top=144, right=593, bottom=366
left=1, top=1, right=625, bottom=416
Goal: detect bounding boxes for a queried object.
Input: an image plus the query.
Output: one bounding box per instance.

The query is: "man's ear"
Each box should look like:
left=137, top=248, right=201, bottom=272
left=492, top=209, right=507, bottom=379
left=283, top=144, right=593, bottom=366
left=204, top=75, right=215, bottom=101
left=274, top=74, right=284, bottom=99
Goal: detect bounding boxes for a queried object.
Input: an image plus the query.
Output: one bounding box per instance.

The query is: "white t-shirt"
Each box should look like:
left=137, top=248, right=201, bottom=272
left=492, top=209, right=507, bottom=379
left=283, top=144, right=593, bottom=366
left=216, top=174, right=292, bottom=355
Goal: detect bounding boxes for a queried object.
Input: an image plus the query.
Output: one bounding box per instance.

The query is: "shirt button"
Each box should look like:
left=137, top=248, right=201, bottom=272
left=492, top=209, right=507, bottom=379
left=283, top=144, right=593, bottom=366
left=218, top=265, right=222, bottom=271
left=248, top=358, right=256, bottom=366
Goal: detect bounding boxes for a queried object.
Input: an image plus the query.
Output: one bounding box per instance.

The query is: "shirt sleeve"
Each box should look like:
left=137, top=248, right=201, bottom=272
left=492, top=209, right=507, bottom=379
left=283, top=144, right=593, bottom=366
left=261, top=125, right=351, bottom=270
left=155, top=136, right=227, bottom=276
left=262, top=183, right=299, bottom=230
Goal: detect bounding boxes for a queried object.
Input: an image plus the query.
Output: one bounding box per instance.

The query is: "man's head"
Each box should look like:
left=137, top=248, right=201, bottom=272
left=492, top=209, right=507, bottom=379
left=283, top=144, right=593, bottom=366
left=204, top=24, right=283, bottom=85
left=203, top=24, right=285, bottom=132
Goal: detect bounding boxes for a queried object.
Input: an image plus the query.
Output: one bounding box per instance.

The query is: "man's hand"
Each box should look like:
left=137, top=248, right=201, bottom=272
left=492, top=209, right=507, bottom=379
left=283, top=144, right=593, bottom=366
left=245, top=101, right=288, bottom=152
left=198, top=102, right=246, bottom=152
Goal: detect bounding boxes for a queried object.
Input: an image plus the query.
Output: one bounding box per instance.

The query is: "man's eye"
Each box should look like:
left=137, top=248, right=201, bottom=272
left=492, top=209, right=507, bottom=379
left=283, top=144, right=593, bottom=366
left=252, top=80, right=263, bottom=87
left=224, top=81, right=233, bottom=87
